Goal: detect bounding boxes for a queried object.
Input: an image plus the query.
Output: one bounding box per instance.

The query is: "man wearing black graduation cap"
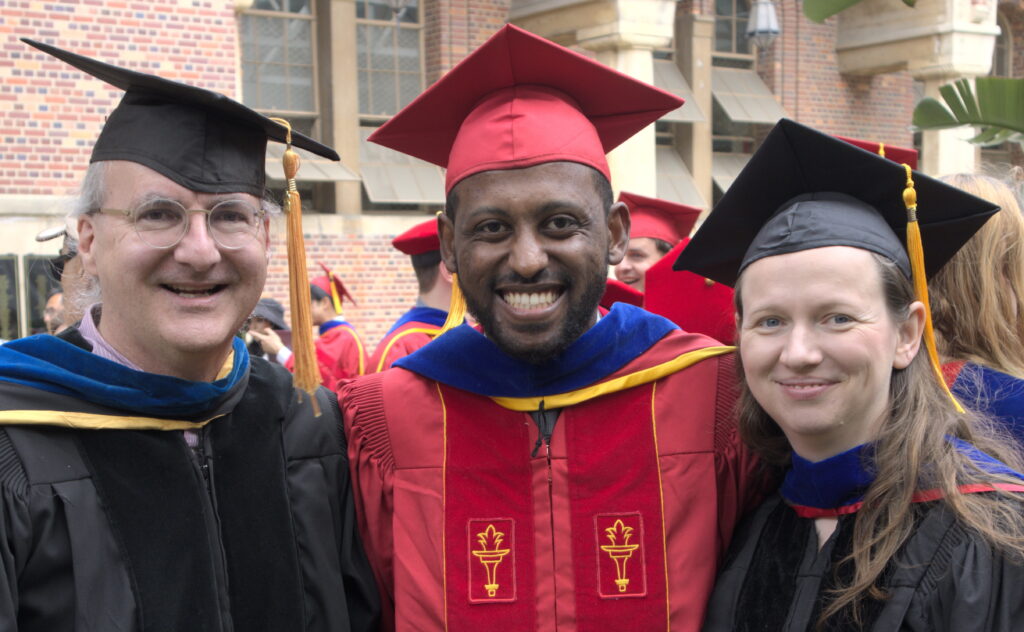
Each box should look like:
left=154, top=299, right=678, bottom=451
left=0, top=40, right=378, bottom=631
left=341, top=25, right=763, bottom=631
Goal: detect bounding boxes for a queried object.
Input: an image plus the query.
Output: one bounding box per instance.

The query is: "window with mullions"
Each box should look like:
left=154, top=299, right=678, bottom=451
left=0, top=256, right=20, bottom=341
left=240, top=0, right=318, bottom=136
left=356, top=0, right=424, bottom=120
left=993, top=13, right=1012, bottom=78
left=715, top=0, right=752, bottom=59
left=23, top=255, right=56, bottom=336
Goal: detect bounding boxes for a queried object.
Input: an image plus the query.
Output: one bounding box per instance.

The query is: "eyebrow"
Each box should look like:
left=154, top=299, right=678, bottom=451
left=464, top=199, right=587, bottom=219
left=128, top=192, right=253, bottom=208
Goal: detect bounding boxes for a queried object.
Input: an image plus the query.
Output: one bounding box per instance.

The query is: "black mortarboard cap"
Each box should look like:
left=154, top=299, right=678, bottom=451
left=674, top=118, right=999, bottom=287
left=23, top=38, right=340, bottom=197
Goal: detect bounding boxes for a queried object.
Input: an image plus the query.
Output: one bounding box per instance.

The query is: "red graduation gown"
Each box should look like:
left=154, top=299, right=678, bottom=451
left=341, top=328, right=763, bottom=631
left=368, top=321, right=441, bottom=374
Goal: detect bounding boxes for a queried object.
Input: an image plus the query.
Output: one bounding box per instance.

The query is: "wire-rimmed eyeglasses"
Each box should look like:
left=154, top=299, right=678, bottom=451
left=94, top=198, right=266, bottom=250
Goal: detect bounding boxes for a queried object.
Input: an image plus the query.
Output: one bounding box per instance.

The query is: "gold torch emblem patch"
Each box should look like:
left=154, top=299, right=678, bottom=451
left=595, top=513, right=647, bottom=598
left=468, top=518, right=516, bottom=603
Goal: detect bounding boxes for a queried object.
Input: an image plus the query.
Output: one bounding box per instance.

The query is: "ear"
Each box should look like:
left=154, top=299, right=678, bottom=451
left=438, top=259, right=453, bottom=284
left=77, top=214, right=99, bottom=276
left=438, top=211, right=457, bottom=275
left=893, top=300, right=926, bottom=369
left=606, top=201, right=630, bottom=265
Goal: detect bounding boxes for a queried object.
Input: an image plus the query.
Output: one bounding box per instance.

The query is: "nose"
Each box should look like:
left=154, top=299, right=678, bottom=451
left=173, top=211, right=222, bottom=270
left=508, top=230, right=548, bottom=280
left=779, top=323, right=823, bottom=370
left=614, top=259, right=634, bottom=280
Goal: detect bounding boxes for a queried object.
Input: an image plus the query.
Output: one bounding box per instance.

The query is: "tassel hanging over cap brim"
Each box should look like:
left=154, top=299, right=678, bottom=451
left=901, top=163, right=964, bottom=413
left=271, top=117, right=322, bottom=415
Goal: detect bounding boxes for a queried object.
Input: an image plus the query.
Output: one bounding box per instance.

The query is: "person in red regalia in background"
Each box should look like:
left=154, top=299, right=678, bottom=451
left=368, top=219, right=453, bottom=373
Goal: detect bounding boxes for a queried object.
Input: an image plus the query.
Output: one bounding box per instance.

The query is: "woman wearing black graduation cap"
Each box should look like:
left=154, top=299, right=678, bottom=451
left=679, top=119, right=1024, bottom=631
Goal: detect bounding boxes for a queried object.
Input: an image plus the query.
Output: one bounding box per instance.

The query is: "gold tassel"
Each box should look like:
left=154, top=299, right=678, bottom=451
left=901, top=164, right=964, bottom=413
left=440, top=272, right=467, bottom=334
left=271, top=117, right=321, bottom=415
left=328, top=268, right=344, bottom=316
left=877, top=142, right=885, bottom=159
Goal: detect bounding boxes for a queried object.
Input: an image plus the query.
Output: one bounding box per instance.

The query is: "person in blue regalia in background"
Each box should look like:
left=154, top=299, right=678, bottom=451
left=931, top=172, right=1024, bottom=447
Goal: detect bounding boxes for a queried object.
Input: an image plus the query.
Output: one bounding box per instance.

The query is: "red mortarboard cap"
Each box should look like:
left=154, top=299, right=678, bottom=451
left=311, top=262, right=355, bottom=308
left=368, top=24, right=683, bottom=193
left=392, top=219, right=440, bottom=255
left=645, top=239, right=736, bottom=344
left=600, top=278, right=645, bottom=310
left=619, top=191, right=702, bottom=245
left=837, top=136, right=918, bottom=170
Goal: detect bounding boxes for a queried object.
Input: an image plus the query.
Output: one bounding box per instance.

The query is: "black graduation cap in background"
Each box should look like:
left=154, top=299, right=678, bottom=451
left=22, top=38, right=340, bottom=197
left=674, top=118, right=999, bottom=288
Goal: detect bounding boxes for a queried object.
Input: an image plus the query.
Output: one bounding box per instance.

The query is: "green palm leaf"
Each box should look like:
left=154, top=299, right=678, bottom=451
left=912, top=77, right=1024, bottom=147
left=803, top=0, right=916, bottom=24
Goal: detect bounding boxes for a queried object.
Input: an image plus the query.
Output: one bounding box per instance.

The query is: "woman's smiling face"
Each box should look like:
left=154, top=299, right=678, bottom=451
left=737, top=246, right=923, bottom=462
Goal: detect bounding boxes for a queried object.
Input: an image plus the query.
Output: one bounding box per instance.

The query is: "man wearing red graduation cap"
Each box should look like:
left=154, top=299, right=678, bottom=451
left=368, top=219, right=453, bottom=372
left=613, top=191, right=702, bottom=293
left=341, top=25, right=762, bottom=632
left=303, top=264, right=366, bottom=382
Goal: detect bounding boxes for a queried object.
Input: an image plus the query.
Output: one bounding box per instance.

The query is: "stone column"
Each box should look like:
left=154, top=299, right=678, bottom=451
left=674, top=12, right=713, bottom=212
left=584, top=37, right=661, bottom=195
left=509, top=0, right=678, bottom=197
left=329, top=0, right=364, bottom=217
left=915, top=73, right=982, bottom=177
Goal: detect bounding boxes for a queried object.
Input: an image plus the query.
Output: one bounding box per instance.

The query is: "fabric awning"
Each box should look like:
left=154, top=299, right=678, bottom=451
left=711, top=67, right=787, bottom=124
left=711, top=152, right=751, bottom=194
left=266, top=144, right=359, bottom=183
left=359, top=127, right=445, bottom=204
left=656, top=147, right=706, bottom=209
left=654, top=60, right=705, bottom=123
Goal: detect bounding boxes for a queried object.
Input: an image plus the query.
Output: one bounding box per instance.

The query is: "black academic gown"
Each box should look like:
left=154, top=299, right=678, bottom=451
left=703, top=493, right=1024, bottom=632
left=0, top=329, right=379, bottom=632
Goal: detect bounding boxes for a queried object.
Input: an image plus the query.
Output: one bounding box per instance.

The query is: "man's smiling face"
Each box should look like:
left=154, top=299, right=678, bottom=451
left=440, top=161, right=629, bottom=364
left=78, top=160, right=269, bottom=379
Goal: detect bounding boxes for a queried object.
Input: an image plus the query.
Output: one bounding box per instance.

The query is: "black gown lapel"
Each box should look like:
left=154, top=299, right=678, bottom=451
left=208, top=360, right=305, bottom=631
left=76, top=429, right=221, bottom=632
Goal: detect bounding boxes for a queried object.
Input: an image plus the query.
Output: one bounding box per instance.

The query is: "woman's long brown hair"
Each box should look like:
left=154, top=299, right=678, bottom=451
left=930, top=172, right=1024, bottom=378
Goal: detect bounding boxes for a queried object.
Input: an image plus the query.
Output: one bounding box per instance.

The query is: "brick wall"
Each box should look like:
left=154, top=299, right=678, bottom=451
left=424, top=0, right=509, bottom=82
left=262, top=228, right=421, bottom=356
left=0, top=0, right=239, bottom=197
left=758, top=0, right=915, bottom=145
left=1001, top=1, right=1024, bottom=78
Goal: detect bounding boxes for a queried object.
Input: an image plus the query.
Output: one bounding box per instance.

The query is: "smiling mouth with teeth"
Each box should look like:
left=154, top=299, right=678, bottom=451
left=501, top=290, right=560, bottom=311
left=163, top=284, right=226, bottom=298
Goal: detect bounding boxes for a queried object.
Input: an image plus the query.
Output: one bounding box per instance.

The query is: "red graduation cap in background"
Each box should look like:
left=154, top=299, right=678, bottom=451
left=311, top=262, right=355, bottom=314
left=837, top=136, right=918, bottom=170
left=367, top=24, right=684, bottom=193
left=600, top=278, right=645, bottom=311
left=644, top=239, right=736, bottom=345
left=392, top=219, right=440, bottom=256
left=619, top=191, right=702, bottom=245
